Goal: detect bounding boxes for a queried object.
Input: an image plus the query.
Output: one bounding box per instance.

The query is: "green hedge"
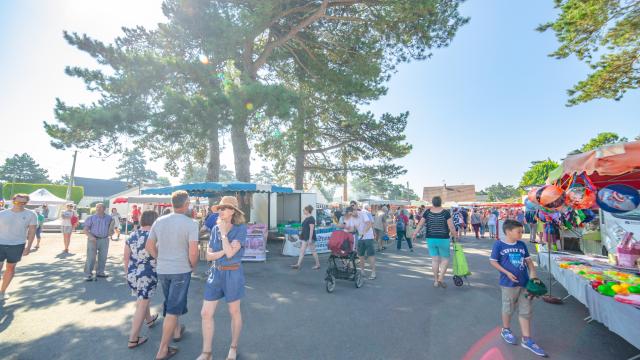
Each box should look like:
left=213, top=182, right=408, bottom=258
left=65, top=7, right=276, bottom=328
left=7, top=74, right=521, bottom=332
left=2, top=183, right=84, bottom=203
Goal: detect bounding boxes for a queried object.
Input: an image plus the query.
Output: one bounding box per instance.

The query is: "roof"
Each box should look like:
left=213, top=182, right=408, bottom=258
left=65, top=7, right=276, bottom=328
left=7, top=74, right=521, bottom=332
left=28, top=188, right=68, bottom=205
left=547, top=141, right=640, bottom=189
left=74, top=177, right=129, bottom=198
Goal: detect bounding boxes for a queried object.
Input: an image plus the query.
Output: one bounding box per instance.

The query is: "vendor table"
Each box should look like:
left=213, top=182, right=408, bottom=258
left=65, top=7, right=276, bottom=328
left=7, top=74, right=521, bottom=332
left=539, top=254, right=640, bottom=350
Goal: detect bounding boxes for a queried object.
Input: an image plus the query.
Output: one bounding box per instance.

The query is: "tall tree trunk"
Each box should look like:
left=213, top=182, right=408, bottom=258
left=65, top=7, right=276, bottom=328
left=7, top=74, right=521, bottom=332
left=205, top=125, right=220, bottom=182
left=294, top=113, right=305, bottom=190
left=231, top=117, right=251, bottom=182
left=206, top=124, right=220, bottom=206
left=230, top=116, right=251, bottom=216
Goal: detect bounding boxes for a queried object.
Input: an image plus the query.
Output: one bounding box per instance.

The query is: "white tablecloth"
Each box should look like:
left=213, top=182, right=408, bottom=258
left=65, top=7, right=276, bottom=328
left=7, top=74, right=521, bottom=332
left=539, top=253, right=640, bottom=349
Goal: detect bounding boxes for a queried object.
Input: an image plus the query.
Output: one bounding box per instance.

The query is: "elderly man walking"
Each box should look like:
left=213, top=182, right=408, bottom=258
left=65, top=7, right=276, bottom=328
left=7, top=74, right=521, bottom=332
left=146, top=190, right=199, bottom=360
left=84, top=203, right=114, bottom=281
left=0, top=194, right=37, bottom=301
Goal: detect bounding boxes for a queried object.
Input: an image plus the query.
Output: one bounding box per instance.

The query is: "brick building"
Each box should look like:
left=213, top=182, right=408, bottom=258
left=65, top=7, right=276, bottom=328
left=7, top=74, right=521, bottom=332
left=422, top=184, right=476, bottom=203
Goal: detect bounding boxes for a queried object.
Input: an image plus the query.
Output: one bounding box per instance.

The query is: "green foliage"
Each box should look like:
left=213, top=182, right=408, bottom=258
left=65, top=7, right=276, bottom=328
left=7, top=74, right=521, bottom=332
left=181, top=164, right=235, bottom=184
left=114, top=148, right=159, bottom=186
left=2, top=183, right=83, bottom=203
left=482, top=183, right=520, bottom=201
left=538, top=0, right=640, bottom=105
left=45, top=0, right=468, bottom=185
left=579, top=132, right=628, bottom=152
left=0, top=153, right=50, bottom=183
left=315, top=183, right=337, bottom=203
left=155, top=176, right=172, bottom=186
left=519, top=159, right=560, bottom=188
left=352, top=177, right=418, bottom=201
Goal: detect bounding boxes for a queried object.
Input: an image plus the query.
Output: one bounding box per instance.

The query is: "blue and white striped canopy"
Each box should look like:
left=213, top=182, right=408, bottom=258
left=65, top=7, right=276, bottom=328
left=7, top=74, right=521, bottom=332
left=142, top=182, right=293, bottom=196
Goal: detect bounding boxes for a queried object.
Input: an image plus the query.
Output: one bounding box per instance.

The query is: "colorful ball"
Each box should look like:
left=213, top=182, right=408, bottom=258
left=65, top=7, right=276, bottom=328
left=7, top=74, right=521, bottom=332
left=528, top=187, right=540, bottom=204
left=536, top=185, right=566, bottom=209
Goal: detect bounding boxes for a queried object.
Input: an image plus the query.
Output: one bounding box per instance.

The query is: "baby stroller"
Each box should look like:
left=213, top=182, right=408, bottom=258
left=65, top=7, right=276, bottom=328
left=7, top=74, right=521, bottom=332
left=452, top=237, right=471, bottom=287
left=325, top=230, right=364, bottom=293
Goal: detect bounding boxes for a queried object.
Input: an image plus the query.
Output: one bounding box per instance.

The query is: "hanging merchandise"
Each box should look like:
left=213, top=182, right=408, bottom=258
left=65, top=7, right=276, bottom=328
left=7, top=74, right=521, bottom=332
left=527, top=187, right=541, bottom=204
left=536, top=185, right=566, bottom=209
left=596, top=184, right=640, bottom=213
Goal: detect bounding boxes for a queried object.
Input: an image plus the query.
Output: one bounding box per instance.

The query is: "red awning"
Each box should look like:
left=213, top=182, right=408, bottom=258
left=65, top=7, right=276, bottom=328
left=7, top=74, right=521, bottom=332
left=112, top=197, right=128, bottom=204
left=557, top=141, right=640, bottom=189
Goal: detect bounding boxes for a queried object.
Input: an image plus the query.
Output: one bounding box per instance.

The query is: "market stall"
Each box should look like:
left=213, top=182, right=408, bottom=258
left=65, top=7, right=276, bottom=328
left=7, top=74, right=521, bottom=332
left=539, top=252, right=640, bottom=350
left=142, top=182, right=294, bottom=262
left=529, top=141, right=640, bottom=352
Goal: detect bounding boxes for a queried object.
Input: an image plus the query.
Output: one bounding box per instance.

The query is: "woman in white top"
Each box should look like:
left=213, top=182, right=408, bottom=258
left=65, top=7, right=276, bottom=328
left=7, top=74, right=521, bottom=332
left=111, top=208, right=122, bottom=241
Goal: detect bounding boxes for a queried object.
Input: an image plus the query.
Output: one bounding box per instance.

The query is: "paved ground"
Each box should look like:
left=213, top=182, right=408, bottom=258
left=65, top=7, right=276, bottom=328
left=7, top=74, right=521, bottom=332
left=0, top=232, right=638, bottom=360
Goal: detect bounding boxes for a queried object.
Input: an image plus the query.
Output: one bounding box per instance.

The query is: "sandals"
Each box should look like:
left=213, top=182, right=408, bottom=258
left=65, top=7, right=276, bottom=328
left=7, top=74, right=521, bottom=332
left=127, top=336, right=148, bottom=349
left=227, top=345, right=238, bottom=360
left=196, top=352, right=212, bottom=360
left=146, top=313, right=159, bottom=328
left=155, top=346, right=178, bottom=360
left=173, top=324, right=186, bottom=342
left=439, top=280, right=447, bottom=288
left=290, top=264, right=300, bottom=270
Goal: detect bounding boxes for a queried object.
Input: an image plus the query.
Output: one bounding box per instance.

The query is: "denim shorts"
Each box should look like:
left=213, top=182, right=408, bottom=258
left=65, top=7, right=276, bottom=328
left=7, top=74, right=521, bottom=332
left=204, top=267, right=245, bottom=303
left=427, top=238, right=451, bottom=258
left=158, top=272, right=191, bottom=316
left=0, top=243, right=25, bottom=263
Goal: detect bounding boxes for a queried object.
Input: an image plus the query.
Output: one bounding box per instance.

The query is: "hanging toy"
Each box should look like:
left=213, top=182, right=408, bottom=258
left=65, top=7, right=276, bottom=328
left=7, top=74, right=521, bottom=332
left=536, top=185, right=566, bottom=209
left=528, top=187, right=541, bottom=204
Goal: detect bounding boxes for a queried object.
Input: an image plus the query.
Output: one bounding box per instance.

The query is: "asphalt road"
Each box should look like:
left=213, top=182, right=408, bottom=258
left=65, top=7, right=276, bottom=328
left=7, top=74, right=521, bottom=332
left=0, top=232, right=637, bottom=360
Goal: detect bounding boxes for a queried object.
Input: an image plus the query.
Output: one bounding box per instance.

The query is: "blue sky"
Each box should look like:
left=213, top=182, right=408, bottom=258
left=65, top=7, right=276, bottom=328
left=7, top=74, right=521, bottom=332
left=0, top=1, right=637, bottom=194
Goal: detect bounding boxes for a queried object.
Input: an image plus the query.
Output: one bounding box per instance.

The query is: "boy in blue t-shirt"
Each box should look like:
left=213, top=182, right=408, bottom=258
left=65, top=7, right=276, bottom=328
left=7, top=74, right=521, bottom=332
left=490, top=220, right=547, bottom=357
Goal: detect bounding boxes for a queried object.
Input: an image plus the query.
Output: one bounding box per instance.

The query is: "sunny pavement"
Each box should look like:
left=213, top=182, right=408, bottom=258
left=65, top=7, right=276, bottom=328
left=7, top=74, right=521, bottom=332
left=0, top=231, right=637, bottom=360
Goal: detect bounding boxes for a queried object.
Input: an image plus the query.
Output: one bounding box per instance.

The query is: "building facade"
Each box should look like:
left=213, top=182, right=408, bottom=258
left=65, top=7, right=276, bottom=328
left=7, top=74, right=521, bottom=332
left=422, top=184, right=476, bottom=203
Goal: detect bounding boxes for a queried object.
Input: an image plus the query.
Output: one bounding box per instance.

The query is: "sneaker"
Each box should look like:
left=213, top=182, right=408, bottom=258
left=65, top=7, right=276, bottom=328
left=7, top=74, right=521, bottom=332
left=96, top=273, right=110, bottom=278
left=85, top=275, right=94, bottom=282
left=368, top=272, right=376, bottom=280
left=500, top=328, right=517, bottom=345
left=521, top=338, right=547, bottom=357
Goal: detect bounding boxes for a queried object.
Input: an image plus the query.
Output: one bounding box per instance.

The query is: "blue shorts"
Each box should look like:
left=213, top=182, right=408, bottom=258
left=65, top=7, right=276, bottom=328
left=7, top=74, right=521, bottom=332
left=158, top=272, right=191, bottom=316
left=427, top=238, right=451, bottom=258
left=204, top=267, right=245, bottom=303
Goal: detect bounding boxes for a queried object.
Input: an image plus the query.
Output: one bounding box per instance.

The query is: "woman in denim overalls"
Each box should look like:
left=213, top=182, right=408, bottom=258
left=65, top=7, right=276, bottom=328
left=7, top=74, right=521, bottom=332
left=198, top=196, right=247, bottom=360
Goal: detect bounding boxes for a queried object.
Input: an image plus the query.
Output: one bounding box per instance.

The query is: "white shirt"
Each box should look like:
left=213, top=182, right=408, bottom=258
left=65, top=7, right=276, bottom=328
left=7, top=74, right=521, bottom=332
left=355, top=210, right=374, bottom=240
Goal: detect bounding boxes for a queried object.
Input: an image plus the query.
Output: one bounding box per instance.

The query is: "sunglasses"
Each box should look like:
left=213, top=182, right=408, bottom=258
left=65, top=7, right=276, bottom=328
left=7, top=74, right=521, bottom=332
left=218, top=205, right=234, bottom=211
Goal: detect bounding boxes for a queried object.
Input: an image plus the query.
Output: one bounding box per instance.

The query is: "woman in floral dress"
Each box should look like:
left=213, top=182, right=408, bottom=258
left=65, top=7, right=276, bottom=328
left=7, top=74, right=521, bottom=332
left=124, top=210, right=159, bottom=349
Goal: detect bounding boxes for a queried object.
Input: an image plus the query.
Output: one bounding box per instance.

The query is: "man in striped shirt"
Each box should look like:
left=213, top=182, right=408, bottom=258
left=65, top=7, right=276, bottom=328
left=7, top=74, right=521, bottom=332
left=83, top=203, right=114, bottom=281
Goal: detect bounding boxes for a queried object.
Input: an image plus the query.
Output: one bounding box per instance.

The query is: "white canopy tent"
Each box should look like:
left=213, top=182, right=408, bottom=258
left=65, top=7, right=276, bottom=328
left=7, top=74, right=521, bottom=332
left=28, top=188, right=68, bottom=206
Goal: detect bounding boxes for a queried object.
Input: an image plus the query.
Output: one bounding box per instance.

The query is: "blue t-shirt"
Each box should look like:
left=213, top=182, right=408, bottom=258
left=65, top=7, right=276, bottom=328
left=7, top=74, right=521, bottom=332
left=205, top=213, right=219, bottom=230
left=490, top=240, right=531, bottom=287
left=209, top=223, right=247, bottom=266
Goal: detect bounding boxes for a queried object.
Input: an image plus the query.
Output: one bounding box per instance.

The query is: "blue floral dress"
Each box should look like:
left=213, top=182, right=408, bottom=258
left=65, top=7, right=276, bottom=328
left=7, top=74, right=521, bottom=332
left=126, top=230, right=157, bottom=300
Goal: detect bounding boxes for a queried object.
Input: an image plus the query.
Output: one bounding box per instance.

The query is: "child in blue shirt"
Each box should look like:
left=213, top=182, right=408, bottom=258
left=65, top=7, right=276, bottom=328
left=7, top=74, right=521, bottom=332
left=490, top=219, right=547, bottom=357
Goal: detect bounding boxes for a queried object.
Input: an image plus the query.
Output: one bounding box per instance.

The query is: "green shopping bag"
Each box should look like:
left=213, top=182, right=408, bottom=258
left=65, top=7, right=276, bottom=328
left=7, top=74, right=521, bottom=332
left=453, top=243, right=471, bottom=277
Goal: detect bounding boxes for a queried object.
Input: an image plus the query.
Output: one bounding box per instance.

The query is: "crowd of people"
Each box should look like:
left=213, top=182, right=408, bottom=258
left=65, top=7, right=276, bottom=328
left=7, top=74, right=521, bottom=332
left=0, top=192, right=549, bottom=358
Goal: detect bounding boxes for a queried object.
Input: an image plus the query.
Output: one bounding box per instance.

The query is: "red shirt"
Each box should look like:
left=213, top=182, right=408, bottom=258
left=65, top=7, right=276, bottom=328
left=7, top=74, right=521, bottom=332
left=132, top=208, right=141, bottom=221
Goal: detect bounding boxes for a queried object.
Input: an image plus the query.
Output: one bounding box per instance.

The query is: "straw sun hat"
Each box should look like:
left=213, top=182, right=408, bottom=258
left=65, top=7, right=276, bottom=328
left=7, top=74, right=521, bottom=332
left=211, top=196, right=244, bottom=215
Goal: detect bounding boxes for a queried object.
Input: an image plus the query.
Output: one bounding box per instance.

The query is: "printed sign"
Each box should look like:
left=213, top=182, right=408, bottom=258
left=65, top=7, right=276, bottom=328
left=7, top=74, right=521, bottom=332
left=243, top=223, right=267, bottom=262
left=282, top=225, right=334, bottom=256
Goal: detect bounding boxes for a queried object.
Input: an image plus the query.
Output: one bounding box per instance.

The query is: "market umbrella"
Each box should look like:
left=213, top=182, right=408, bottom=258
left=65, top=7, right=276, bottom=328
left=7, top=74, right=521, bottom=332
left=113, top=197, right=128, bottom=204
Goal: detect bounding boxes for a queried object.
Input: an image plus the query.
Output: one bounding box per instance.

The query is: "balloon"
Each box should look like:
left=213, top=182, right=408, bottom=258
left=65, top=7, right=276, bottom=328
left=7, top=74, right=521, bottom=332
left=536, top=185, right=566, bottom=209
left=566, top=184, right=597, bottom=209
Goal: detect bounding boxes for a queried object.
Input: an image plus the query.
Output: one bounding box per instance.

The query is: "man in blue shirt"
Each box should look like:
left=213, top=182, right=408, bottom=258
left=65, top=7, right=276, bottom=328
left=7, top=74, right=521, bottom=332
left=83, top=203, right=114, bottom=281
left=490, top=219, right=546, bottom=357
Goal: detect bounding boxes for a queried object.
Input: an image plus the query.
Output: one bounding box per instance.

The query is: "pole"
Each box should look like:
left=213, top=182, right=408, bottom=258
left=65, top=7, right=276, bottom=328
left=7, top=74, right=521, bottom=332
left=65, top=150, right=78, bottom=201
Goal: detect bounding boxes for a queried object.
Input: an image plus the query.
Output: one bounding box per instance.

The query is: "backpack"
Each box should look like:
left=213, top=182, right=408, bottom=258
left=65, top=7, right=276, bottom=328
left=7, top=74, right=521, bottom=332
left=396, top=216, right=406, bottom=231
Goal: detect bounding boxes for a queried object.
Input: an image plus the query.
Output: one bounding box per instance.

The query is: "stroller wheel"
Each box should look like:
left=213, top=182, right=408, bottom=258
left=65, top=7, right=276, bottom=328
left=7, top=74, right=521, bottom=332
left=326, top=275, right=336, bottom=293
left=354, top=269, right=364, bottom=288
left=453, top=275, right=463, bottom=287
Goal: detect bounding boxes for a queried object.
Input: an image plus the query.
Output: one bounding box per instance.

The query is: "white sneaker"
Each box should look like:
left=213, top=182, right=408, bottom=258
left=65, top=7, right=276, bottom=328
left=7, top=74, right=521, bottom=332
left=368, top=272, right=377, bottom=280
